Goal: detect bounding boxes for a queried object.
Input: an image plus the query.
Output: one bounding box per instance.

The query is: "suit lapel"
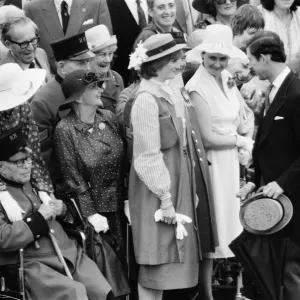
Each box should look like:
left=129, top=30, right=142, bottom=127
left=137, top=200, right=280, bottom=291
left=65, top=0, right=87, bottom=37
left=257, top=71, right=295, bottom=149
left=40, top=0, right=64, bottom=41
left=114, top=0, right=139, bottom=27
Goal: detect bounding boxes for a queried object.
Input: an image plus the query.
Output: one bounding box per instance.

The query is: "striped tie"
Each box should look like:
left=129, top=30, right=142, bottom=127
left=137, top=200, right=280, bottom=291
left=136, top=0, right=147, bottom=29
left=264, top=84, right=274, bottom=113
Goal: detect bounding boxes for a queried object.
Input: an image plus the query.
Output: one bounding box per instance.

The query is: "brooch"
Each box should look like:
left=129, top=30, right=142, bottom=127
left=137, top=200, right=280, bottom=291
left=227, top=77, right=235, bottom=89
left=99, top=122, right=106, bottom=130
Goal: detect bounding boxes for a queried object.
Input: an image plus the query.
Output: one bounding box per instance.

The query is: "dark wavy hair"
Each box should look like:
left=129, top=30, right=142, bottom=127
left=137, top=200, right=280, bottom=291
left=204, top=0, right=249, bottom=18
left=261, top=0, right=299, bottom=11
left=140, top=50, right=182, bottom=80
left=246, top=31, right=286, bottom=63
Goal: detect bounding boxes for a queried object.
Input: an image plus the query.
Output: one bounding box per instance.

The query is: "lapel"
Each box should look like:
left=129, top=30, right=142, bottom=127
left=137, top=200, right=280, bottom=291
left=257, top=71, right=295, bottom=149
left=40, top=0, right=64, bottom=41
left=101, top=71, right=120, bottom=101
left=65, top=0, right=87, bottom=37
left=114, top=0, right=139, bottom=27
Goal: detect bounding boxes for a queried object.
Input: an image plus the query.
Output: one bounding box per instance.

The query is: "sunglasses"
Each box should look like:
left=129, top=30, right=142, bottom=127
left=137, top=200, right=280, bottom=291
left=213, top=0, right=237, bottom=5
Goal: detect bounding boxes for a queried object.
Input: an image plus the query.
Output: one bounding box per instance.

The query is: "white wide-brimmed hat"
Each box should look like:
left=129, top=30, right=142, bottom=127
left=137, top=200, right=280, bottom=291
left=85, top=24, right=117, bottom=53
left=128, top=34, right=187, bottom=70
left=186, top=24, right=247, bottom=63
left=0, top=63, right=46, bottom=111
left=240, top=192, right=293, bottom=235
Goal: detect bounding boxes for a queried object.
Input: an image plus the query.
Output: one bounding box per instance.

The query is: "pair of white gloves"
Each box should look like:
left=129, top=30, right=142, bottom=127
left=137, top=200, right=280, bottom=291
left=236, top=135, right=254, bottom=166
left=0, top=191, right=52, bottom=222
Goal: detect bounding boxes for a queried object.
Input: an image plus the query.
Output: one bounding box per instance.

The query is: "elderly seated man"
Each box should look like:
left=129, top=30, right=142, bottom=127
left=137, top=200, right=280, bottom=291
left=0, top=127, right=113, bottom=300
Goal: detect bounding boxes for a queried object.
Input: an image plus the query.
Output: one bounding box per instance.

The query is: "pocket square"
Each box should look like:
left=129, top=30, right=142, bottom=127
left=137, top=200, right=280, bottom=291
left=274, top=116, right=284, bottom=120
left=83, top=19, right=94, bottom=25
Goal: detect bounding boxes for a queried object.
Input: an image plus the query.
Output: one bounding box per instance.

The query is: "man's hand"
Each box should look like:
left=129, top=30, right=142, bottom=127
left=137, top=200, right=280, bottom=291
left=49, top=198, right=67, bottom=217
left=236, top=182, right=256, bottom=201
left=38, top=204, right=56, bottom=221
left=262, top=182, right=284, bottom=199
left=161, top=205, right=176, bottom=225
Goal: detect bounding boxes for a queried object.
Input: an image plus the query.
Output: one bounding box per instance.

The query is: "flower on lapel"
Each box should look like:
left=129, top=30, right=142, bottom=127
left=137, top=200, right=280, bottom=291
left=227, top=77, right=235, bottom=89
left=128, top=41, right=148, bottom=71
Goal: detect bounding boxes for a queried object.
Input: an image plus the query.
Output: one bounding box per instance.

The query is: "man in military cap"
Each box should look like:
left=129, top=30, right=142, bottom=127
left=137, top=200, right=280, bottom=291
left=30, top=31, right=94, bottom=183
left=0, top=125, right=113, bottom=300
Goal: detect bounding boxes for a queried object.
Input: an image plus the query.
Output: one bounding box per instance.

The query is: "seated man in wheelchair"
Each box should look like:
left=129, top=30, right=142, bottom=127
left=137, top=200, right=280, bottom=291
left=0, top=126, right=113, bottom=300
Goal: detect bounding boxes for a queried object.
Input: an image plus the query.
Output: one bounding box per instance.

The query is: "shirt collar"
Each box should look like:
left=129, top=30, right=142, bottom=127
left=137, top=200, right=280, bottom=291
left=54, top=0, right=73, bottom=10
left=272, top=66, right=290, bottom=89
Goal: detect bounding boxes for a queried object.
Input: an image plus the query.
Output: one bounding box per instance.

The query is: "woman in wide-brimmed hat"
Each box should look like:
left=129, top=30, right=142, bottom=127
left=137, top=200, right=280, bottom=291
left=53, top=70, right=130, bottom=298
left=0, top=63, right=54, bottom=221
left=127, top=33, right=209, bottom=299
left=186, top=24, right=254, bottom=299
left=85, top=24, right=124, bottom=115
left=193, top=0, right=248, bottom=29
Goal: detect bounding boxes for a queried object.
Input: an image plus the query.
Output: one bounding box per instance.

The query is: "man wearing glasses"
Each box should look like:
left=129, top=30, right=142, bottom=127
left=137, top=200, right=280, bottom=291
left=0, top=16, right=51, bottom=82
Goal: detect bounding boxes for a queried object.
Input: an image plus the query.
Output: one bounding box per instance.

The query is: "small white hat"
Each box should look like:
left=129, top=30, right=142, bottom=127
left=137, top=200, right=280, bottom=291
left=186, top=24, right=247, bottom=63
left=85, top=24, right=117, bottom=53
left=0, top=63, right=46, bottom=111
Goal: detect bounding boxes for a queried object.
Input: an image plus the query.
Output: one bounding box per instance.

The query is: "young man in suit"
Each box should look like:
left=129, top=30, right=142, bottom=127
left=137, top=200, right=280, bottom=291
left=24, top=0, right=112, bottom=73
left=238, top=31, right=300, bottom=299
left=30, top=32, right=94, bottom=183
left=0, top=17, right=51, bottom=82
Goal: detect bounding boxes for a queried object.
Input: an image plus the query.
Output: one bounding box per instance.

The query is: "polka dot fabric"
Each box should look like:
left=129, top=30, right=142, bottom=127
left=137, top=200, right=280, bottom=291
left=54, top=109, right=125, bottom=217
left=0, top=103, right=53, bottom=193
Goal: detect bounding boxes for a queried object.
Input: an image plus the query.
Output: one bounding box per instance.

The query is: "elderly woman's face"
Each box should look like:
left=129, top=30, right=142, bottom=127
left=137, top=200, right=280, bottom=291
left=0, top=151, right=32, bottom=184
left=202, top=52, right=229, bottom=76
left=227, top=58, right=254, bottom=86
left=90, top=45, right=116, bottom=77
left=79, top=83, right=105, bottom=108
left=149, top=0, right=176, bottom=30
left=274, top=0, right=294, bottom=10
left=214, top=0, right=237, bottom=17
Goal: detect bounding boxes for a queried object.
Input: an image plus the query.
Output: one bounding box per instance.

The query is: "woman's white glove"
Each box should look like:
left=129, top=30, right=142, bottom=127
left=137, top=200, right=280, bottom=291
left=0, top=191, right=25, bottom=222
left=38, top=191, right=52, bottom=205
left=124, top=200, right=131, bottom=225
left=236, top=135, right=254, bottom=154
left=238, top=149, right=251, bottom=166
left=87, top=213, right=109, bottom=233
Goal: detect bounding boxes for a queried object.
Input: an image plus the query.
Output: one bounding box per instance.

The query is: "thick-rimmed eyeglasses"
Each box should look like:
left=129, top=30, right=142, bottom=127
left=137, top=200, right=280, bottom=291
left=8, top=36, right=40, bottom=49
left=213, top=0, right=237, bottom=5
left=11, top=155, right=33, bottom=168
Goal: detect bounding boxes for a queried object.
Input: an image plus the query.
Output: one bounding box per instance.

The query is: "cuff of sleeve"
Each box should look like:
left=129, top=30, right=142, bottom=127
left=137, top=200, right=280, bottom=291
left=160, top=197, right=172, bottom=208
left=160, top=192, right=171, bottom=202
left=247, top=182, right=256, bottom=188
left=24, top=211, right=49, bottom=240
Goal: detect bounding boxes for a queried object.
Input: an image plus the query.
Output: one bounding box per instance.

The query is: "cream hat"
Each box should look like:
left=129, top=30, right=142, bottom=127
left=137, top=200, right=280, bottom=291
left=0, top=63, right=46, bottom=111
left=186, top=24, right=247, bottom=63
left=85, top=24, right=117, bottom=53
left=240, top=192, right=293, bottom=235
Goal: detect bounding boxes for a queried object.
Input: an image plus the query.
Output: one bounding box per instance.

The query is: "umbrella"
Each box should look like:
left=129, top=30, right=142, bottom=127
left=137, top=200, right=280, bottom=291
left=229, top=231, right=287, bottom=300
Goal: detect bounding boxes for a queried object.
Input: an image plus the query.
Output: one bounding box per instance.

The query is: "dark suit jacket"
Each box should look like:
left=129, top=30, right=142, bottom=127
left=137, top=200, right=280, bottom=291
left=251, top=71, right=300, bottom=246
left=0, top=48, right=52, bottom=82
left=107, top=0, right=142, bottom=86
left=24, top=0, right=113, bottom=72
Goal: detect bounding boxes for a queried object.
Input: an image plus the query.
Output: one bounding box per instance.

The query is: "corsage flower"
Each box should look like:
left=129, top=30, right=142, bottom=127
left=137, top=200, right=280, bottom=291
left=227, top=77, right=235, bottom=89
left=128, top=41, right=148, bottom=71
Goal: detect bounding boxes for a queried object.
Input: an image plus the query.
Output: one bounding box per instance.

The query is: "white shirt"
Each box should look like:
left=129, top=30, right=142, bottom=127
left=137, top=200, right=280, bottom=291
left=54, top=0, right=73, bottom=27
left=269, top=67, right=291, bottom=103
left=124, top=0, right=149, bottom=25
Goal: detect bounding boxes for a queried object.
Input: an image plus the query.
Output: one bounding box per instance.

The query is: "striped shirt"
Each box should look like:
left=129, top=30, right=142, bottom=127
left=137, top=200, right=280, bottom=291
left=131, top=77, right=187, bottom=202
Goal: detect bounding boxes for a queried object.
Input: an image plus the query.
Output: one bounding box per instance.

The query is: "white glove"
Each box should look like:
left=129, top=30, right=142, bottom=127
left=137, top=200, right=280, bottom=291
left=87, top=213, right=109, bottom=233
left=38, top=191, right=51, bottom=205
left=236, top=135, right=254, bottom=153
left=176, top=223, right=188, bottom=240
left=154, top=209, right=192, bottom=224
left=238, top=149, right=251, bottom=166
left=0, top=191, right=25, bottom=222
left=124, top=200, right=131, bottom=225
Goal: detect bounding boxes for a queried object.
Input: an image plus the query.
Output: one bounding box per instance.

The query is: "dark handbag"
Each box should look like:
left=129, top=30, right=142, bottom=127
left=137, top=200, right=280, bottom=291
left=85, top=224, right=131, bottom=298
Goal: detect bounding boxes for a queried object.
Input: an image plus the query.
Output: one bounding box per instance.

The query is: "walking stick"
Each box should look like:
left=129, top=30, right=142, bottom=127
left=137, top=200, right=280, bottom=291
left=49, top=229, right=73, bottom=279
left=19, top=249, right=26, bottom=300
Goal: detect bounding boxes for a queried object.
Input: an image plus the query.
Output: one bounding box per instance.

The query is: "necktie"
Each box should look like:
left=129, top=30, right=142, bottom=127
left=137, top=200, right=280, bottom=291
left=61, top=0, right=69, bottom=34
left=136, top=0, right=147, bottom=29
left=29, top=61, right=35, bottom=69
left=264, top=84, right=274, bottom=113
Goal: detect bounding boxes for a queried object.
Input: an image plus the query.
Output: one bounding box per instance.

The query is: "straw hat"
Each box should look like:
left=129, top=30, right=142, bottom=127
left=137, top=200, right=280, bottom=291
left=85, top=25, right=117, bottom=53
left=240, top=192, right=293, bottom=235
left=185, top=24, right=247, bottom=63
left=0, top=63, right=46, bottom=111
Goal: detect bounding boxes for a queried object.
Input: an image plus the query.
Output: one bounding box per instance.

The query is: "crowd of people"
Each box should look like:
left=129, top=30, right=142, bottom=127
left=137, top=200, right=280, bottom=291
left=0, top=0, right=300, bottom=299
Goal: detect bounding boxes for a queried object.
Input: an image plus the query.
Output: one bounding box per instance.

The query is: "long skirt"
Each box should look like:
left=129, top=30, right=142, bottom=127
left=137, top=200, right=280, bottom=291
left=138, top=155, right=199, bottom=290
